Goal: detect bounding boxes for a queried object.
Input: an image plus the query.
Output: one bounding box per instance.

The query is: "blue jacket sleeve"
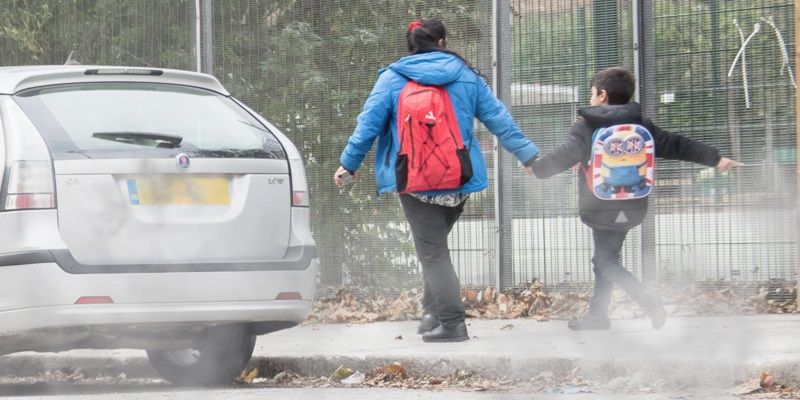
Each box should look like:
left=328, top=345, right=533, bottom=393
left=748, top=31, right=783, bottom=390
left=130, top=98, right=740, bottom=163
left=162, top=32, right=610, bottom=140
left=475, top=77, right=538, bottom=163
left=339, top=71, right=394, bottom=172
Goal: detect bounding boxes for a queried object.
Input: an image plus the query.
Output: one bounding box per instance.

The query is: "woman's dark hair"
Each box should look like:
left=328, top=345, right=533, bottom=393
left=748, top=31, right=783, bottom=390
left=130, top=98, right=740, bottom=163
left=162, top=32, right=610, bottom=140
left=406, top=19, right=477, bottom=73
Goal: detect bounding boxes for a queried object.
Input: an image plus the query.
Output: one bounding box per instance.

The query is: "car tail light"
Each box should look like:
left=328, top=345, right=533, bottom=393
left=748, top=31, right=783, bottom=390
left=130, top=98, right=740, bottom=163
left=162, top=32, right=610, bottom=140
left=74, top=296, right=114, bottom=304
left=4, top=160, right=55, bottom=210
left=292, top=190, right=309, bottom=207
left=1, top=98, right=55, bottom=211
left=288, top=155, right=309, bottom=207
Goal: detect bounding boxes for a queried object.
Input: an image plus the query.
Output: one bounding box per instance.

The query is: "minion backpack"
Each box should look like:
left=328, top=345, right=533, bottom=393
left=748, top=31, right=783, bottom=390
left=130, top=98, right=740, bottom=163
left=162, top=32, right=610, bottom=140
left=584, top=124, right=654, bottom=200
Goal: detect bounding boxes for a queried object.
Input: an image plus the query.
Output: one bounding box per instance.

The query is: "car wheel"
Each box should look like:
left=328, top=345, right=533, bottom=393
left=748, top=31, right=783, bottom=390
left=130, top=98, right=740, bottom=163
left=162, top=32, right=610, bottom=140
left=146, top=324, right=256, bottom=385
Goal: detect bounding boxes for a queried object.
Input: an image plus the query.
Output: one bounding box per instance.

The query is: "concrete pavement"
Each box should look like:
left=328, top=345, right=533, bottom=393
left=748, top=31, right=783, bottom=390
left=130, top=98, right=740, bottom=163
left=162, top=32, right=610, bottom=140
left=0, top=387, right=754, bottom=400
left=1, top=315, right=797, bottom=393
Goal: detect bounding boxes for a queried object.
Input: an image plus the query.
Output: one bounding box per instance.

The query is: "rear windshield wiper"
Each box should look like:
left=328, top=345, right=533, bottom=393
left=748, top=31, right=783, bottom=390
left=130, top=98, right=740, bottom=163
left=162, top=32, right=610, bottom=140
left=92, top=131, right=183, bottom=149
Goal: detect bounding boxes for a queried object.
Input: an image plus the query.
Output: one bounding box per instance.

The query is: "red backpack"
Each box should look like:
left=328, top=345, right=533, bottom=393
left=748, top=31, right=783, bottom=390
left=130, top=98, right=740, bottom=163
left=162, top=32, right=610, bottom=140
left=395, top=81, right=472, bottom=193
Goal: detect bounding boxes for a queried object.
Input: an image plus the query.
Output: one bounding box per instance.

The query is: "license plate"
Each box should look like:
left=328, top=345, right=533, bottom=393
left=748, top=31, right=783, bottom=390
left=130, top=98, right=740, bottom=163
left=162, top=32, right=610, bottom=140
left=127, top=176, right=229, bottom=205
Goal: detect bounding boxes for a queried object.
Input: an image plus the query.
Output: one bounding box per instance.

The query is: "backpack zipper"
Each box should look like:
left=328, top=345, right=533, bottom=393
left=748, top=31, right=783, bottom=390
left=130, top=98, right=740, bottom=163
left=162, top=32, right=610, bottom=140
left=408, top=116, right=416, bottom=168
left=444, top=112, right=463, bottom=149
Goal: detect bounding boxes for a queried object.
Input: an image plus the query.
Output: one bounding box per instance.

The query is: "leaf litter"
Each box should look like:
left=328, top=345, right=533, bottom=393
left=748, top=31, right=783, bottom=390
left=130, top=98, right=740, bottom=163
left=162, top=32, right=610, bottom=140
left=309, top=280, right=797, bottom=324
left=731, top=371, right=800, bottom=399
left=231, top=364, right=800, bottom=397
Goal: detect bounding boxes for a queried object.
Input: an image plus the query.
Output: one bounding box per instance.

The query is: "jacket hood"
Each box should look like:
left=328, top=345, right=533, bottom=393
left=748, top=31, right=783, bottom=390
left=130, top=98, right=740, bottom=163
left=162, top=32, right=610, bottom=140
left=387, top=51, right=465, bottom=85
left=578, top=102, right=642, bottom=126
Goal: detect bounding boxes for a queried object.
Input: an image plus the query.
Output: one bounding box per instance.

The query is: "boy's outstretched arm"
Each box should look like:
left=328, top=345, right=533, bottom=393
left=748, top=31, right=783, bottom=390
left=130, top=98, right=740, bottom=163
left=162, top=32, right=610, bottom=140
left=525, top=119, right=587, bottom=179
left=648, top=120, right=727, bottom=167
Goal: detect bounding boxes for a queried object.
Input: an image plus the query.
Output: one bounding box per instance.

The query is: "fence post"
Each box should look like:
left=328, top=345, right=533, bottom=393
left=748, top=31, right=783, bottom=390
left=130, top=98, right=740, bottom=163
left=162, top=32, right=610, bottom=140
left=635, top=0, right=659, bottom=285
left=492, top=0, right=513, bottom=291
left=795, top=0, right=800, bottom=305
left=194, top=0, right=214, bottom=74
left=194, top=0, right=201, bottom=72
left=201, top=0, right=214, bottom=75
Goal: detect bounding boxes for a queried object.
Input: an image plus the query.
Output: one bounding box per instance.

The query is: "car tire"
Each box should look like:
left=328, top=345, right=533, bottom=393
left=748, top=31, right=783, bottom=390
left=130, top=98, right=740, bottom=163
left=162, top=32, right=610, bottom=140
left=146, top=324, right=256, bottom=386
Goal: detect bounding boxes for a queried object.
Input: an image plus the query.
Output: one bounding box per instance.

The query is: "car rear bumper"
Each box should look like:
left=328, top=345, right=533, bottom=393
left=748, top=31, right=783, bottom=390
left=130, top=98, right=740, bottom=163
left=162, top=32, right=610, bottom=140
left=0, top=245, right=316, bottom=273
left=0, top=260, right=318, bottom=335
left=0, top=299, right=312, bottom=334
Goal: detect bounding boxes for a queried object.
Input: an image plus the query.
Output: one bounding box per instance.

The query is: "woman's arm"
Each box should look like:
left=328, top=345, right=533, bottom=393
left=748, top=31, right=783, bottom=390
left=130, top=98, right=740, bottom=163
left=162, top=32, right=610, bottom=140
left=339, top=71, right=395, bottom=172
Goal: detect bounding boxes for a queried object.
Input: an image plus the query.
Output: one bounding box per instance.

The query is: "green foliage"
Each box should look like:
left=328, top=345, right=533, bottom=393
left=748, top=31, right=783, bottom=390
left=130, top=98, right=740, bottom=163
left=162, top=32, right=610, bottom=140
left=229, top=0, right=483, bottom=287
left=0, top=0, right=51, bottom=62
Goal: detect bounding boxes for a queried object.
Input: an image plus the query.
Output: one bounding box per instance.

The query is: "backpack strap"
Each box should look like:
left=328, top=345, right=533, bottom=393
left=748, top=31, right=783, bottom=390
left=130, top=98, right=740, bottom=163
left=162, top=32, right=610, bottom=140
left=583, top=127, right=602, bottom=170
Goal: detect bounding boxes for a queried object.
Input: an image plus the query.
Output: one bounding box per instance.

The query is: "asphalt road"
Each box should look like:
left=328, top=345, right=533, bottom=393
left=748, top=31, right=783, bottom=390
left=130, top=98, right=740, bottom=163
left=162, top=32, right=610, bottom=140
left=0, top=385, right=768, bottom=400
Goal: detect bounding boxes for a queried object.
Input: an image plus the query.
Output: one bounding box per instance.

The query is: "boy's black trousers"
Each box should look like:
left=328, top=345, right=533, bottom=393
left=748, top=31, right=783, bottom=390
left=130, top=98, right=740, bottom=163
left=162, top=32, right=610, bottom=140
left=589, top=228, right=648, bottom=316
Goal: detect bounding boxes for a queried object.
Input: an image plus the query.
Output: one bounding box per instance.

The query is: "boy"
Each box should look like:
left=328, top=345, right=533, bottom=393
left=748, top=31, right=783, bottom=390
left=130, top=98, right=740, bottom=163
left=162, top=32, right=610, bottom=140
left=527, top=67, right=741, bottom=330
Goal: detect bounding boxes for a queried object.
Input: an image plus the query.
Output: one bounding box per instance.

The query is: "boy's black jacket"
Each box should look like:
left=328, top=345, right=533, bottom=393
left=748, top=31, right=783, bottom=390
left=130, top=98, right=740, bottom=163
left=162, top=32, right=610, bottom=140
left=531, top=102, right=721, bottom=231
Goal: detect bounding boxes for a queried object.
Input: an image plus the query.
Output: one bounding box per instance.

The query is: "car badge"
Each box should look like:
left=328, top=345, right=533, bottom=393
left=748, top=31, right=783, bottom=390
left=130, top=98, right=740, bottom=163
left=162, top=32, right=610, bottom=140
left=176, top=153, right=191, bottom=170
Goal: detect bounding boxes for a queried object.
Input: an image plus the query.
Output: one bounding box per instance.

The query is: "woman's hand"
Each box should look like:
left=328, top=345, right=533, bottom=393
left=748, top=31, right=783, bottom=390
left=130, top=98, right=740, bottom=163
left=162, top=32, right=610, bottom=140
left=333, top=165, right=358, bottom=187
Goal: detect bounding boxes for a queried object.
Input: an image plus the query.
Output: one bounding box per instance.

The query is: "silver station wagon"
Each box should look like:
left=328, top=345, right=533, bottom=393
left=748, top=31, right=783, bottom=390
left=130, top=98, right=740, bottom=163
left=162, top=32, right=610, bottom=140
left=0, top=66, right=317, bottom=385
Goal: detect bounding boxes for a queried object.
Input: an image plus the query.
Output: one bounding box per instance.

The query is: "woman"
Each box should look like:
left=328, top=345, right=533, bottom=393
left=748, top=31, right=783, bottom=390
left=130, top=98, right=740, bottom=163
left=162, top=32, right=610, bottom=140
left=334, top=19, right=538, bottom=342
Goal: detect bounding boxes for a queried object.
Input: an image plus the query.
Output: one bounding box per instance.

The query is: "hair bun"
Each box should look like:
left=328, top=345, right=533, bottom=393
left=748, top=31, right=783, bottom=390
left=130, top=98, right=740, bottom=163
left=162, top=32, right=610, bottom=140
left=408, top=21, right=423, bottom=32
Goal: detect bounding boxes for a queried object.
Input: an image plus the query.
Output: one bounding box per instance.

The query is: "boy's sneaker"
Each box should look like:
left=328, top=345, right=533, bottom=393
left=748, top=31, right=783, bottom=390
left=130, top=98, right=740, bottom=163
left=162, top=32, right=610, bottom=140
left=421, top=322, right=469, bottom=342
left=417, top=313, right=439, bottom=334
left=567, top=315, right=611, bottom=331
left=642, top=291, right=667, bottom=330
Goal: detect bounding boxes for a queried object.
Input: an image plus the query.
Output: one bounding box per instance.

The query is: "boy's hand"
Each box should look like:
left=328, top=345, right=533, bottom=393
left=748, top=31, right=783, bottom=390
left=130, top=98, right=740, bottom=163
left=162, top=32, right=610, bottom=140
left=521, top=155, right=538, bottom=177
left=716, top=157, right=744, bottom=172
left=522, top=165, right=535, bottom=177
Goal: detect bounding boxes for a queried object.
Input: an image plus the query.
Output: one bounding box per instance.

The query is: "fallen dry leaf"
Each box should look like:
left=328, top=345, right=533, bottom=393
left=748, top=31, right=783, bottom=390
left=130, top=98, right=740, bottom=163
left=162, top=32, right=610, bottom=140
left=761, top=371, right=775, bottom=390
left=236, top=368, right=259, bottom=384
left=383, top=362, right=408, bottom=379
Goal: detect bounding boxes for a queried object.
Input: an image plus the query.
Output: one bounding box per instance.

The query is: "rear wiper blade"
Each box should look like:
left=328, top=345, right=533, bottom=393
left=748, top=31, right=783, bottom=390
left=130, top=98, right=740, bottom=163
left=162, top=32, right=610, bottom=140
left=92, top=131, right=183, bottom=149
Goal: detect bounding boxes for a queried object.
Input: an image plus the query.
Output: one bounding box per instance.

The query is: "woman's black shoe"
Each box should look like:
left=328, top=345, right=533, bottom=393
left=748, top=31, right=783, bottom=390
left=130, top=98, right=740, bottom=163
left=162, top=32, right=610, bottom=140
left=567, top=315, right=611, bottom=330
left=417, top=313, right=439, bottom=334
left=421, top=322, right=469, bottom=342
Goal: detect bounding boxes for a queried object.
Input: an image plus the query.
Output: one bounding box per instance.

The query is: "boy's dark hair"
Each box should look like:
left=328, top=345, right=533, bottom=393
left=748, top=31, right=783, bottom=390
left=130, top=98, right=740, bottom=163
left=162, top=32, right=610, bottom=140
left=590, top=67, right=636, bottom=105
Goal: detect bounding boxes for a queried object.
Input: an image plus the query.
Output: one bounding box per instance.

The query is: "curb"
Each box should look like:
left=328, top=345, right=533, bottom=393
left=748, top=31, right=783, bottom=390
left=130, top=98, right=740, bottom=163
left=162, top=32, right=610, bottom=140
left=255, top=355, right=800, bottom=390
left=1, top=353, right=797, bottom=391
left=0, top=353, right=154, bottom=379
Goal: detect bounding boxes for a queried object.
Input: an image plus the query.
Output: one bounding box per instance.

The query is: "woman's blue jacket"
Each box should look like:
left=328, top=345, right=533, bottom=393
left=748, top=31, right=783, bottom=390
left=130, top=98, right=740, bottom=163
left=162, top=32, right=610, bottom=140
left=339, top=51, right=538, bottom=195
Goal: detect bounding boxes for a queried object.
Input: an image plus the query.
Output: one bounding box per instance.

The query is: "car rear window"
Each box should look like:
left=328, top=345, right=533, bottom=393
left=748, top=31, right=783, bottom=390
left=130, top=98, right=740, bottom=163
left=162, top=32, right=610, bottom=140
left=14, top=82, right=286, bottom=160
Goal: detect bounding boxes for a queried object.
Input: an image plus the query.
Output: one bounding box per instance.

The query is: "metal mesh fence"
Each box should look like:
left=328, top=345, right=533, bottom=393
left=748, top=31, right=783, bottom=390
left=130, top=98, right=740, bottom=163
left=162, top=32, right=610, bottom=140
left=211, top=1, right=499, bottom=292
left=0, top=0, right=796, bottom=294
left=509, top=0, right=641, bottom=289
left=648, top=0, right=796, bottom=285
